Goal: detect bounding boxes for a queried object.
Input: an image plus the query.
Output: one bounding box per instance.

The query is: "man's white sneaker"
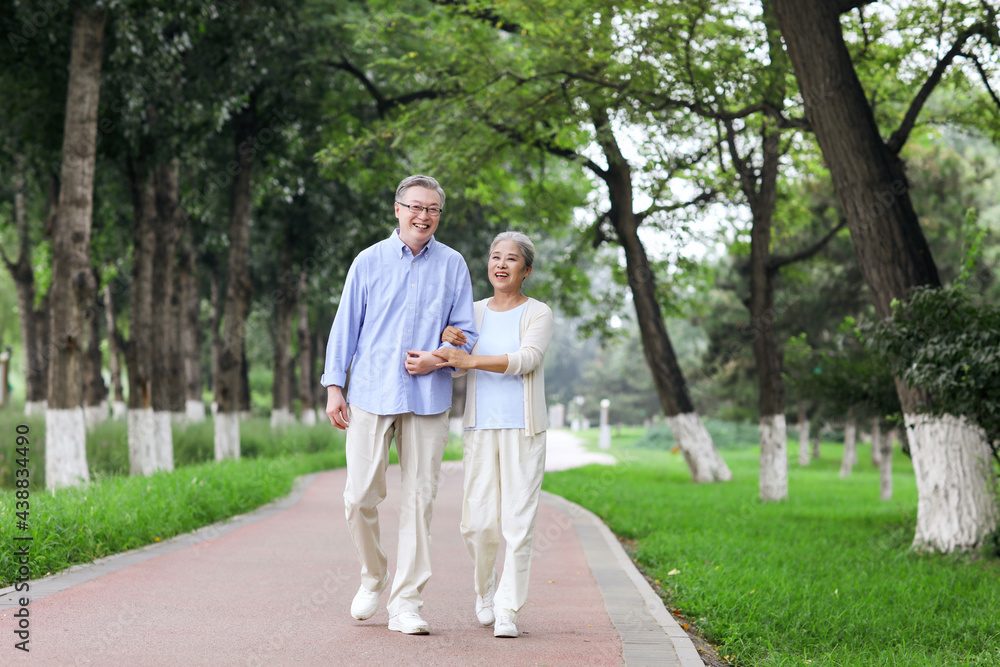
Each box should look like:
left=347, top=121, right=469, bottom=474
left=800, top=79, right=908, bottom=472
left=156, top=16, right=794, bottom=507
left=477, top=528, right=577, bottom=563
left=494, top=615, right=518, bottom=638
left=350, top=580, right=386, bottom=620
left=475, top=570, right=497, bottom=626
left=388, top=611, right=430, bottom=635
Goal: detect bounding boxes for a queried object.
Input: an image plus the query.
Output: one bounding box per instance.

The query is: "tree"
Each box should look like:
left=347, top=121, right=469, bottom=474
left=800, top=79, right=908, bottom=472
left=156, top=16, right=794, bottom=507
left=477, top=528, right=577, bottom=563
left=328, top=1, right=733, bottom=481
left=45, top=6, right=106, bottom=490
left=772, top=0, right=1000, bottom=551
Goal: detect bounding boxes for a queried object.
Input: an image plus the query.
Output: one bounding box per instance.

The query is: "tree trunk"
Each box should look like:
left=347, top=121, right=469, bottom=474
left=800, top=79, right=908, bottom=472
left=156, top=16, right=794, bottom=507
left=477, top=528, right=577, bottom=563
left=744, top=120, right=789, bottom=500
left=797, top=402, right=810, bottom=466
left=215, top=107, right=256, bottom=459
left=594, top=110, right=730, bottom=483
left=774, top=0, right=998, bottom=552
left=870, top=417, right=882, bottom=466
left=296, top=282, right=316, bottom=426
left=905, top=414, right=998, bottom=551
left=103, top=282, right=126, bottom=419
left=879, top=428, right=895, bottom=501
left=3, top=156, right=47, bottom=415
left=45, top=8, right=105, bottom=490
left=239, top=347, right=251, bottom=416
left=209, top=267, right=222, bottom=416
left=169, top=261, right=186, bottom=418
left=83, top=270, right=108, bottom=429
left=177, top=234, right=205, bottom=422
left=840, top=408, right=857, bottom=478
left=150, top=156, right=180, bottom=471
left=270, top=235, right=298, bottom=429
left=125, top=155, right=158, bottom=476
left=29, top=292, right=51, bottom=414
left=812, top=433, right=821, bottom=461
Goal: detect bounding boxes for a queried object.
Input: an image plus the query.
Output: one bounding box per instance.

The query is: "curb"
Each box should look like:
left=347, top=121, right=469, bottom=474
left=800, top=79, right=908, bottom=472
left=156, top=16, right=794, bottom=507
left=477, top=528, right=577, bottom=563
left=542, top=491, right=705, bottom=667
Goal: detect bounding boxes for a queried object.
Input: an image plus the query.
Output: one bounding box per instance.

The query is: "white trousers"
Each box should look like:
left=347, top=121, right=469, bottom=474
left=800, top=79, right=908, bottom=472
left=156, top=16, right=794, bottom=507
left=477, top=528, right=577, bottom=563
left=460, top=428, right=546, bottom=621
left=343, top=405, right=450, bottom=616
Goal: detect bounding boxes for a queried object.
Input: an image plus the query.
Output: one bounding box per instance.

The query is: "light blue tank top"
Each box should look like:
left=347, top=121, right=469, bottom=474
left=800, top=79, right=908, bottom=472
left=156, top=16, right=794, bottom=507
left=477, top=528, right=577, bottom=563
left=470, top=303, right=527, bottom=430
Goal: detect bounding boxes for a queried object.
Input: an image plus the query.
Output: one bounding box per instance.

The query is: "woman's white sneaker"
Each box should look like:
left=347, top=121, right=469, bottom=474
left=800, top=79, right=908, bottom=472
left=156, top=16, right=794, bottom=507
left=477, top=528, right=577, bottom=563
left=494, top=615, right=518, bottom=638
left=388, top=611, right=430, bottom=635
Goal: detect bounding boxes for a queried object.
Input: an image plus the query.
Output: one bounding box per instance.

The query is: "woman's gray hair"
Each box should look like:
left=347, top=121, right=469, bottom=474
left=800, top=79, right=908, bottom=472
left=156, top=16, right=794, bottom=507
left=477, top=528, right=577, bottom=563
left=396, top=175, right=445, bottom=208
left=490, top=231, right=536, bottom=268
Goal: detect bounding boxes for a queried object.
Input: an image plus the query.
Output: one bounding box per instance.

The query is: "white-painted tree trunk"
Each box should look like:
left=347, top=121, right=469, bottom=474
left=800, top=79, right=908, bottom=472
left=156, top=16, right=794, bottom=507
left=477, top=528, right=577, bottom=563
left=759, top=414, right=787, bottom=501
left=185, top=399, right=206, bottom=423
left=153, top=411, right=174, bottom=472
left=270, top=407, right=294, bottom=430
left=83, top=401, right=108, bottom=431
left=45, top=408, right=89, bottom=490
left=24, top=400, right=47, bottom=416
left=879, top=429, right=894, bottom=501
left=666, top=412, right=732, bottom=483
left=871, top=418, right=882, bottom=466
left=798, top=418, right=810, bottom=466
left=300, top=408, right=317, bottom=427
left=840, top=414, right=857, bottom=478
left=906, top=413, right=999, bottom=553
left=111, top=400, right=127, bottom=420
left=128, top=407, right=158, bottom=476
left=214, top=412, right=241, bottom=460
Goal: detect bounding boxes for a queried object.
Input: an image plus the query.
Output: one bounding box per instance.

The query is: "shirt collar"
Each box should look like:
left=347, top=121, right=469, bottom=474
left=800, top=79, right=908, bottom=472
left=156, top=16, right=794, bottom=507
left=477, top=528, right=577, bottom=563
left=391, top=228, right=437, bottom=259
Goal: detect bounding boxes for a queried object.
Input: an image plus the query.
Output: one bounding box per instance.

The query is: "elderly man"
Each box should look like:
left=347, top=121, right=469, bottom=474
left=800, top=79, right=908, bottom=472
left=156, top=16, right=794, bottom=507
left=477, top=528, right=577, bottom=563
left=323, top=174, right=478, bottom=635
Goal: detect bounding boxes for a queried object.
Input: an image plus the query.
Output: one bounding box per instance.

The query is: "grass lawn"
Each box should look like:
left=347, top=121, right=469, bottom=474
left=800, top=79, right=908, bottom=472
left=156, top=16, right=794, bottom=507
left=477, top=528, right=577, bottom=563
left=543, top=423, right=1000, bottom=667
left=0, top=410, right=463, bottom=586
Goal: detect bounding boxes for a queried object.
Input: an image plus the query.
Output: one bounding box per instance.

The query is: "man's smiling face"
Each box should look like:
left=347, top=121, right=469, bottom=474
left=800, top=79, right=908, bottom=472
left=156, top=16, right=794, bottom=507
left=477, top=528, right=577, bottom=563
left=395, top=186, right=442, bottom=253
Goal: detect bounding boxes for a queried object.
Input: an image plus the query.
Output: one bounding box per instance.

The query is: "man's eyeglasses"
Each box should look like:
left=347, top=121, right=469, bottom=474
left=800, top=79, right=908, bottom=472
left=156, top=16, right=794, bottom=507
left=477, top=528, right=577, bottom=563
left=396, top=202, right=443, bottom=217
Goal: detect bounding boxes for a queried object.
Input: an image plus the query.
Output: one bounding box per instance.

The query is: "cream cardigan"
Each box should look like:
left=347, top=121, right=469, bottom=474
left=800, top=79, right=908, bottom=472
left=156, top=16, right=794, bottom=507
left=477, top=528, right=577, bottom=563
left=457, top=297, right=553, bottom=437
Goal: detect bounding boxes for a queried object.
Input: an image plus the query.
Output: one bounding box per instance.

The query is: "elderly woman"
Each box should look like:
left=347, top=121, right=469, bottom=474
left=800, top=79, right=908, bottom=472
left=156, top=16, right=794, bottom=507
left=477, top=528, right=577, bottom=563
left=434, top=231, right=553, bottom=639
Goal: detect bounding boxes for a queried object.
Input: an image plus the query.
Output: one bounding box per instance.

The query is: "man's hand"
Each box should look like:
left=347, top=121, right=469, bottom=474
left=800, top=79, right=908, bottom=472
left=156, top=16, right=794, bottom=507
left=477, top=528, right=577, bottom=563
left=405, top=350, right=441, bottom=375
left=441, top=326, right=467, bottom=346
left=326, top=385, right=349, bottom=430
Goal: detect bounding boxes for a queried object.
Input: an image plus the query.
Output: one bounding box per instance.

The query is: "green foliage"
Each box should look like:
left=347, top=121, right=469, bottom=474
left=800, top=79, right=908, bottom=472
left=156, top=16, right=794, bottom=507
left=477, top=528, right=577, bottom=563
left=862, top=285, right=1000, bottom=456
left=545, top=427, right=1000, bottom=666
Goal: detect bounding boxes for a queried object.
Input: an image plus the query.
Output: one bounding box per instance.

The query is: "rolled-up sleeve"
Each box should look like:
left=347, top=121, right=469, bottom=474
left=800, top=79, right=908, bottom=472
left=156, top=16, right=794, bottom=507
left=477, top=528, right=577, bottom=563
left=504, top=303, right=553, bottom=375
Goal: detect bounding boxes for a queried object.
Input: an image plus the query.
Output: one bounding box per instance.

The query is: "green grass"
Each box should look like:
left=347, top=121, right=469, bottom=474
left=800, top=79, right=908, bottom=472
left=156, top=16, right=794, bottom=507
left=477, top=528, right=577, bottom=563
left=544, top=424, right=1000, bottom=667
left=0, top=409, right=463, bottom=586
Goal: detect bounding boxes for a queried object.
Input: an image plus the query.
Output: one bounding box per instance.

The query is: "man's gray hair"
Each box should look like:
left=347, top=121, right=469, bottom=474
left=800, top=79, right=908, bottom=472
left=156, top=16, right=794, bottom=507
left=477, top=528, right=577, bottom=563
left=396, top=175, right=445, bottom=208
left=490, top=231, right=536, bottom=268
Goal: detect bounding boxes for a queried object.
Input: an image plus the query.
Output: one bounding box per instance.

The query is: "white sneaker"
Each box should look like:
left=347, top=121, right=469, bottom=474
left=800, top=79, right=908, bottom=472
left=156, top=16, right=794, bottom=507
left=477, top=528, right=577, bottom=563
left=475, top=570, right=497, bottom=626
left=388, top=611, right=430, bottom=635
left=350, top=578, right=387, bottom=620
left=494, top=615, right=518, bottom=638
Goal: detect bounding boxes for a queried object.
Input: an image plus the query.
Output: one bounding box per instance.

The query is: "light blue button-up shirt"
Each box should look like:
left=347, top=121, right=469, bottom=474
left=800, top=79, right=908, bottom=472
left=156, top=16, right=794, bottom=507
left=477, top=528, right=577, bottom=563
left=321, top=230, right=478, bottom=416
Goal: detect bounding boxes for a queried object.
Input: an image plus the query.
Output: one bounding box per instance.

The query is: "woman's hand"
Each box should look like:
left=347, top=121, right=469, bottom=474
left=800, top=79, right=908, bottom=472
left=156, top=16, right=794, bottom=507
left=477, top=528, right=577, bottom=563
left=441, top=326, right=467, bottom=346
left=434, top=346, right=470, bottom=369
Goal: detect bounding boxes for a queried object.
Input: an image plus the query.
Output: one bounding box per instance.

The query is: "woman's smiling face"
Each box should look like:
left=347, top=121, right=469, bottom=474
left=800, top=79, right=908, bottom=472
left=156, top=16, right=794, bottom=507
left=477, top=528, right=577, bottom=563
left=488, top=239, right=532, bottom=292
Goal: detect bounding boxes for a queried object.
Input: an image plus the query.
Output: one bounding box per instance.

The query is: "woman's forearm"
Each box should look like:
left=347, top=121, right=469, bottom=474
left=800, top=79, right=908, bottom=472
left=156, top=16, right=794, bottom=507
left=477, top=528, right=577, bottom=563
left=465, top=354, right=509, bottom=373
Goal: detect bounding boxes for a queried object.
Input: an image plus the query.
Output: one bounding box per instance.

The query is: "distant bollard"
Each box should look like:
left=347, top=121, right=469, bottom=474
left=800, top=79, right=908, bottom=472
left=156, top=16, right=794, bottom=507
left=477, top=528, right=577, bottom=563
left=598, top=398, right=611, bottom=450
left=549, top=403, right=565, bottom=428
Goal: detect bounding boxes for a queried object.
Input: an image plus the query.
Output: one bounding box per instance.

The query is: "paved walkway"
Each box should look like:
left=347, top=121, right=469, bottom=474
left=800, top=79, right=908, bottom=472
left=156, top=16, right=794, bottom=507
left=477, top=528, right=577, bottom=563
left=1, top=429, right=703, bottom=666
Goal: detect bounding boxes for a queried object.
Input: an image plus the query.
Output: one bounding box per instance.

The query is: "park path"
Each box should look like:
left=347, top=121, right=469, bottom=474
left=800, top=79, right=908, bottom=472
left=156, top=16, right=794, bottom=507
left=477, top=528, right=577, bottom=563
left=0, top=429, right=702, bottom=666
